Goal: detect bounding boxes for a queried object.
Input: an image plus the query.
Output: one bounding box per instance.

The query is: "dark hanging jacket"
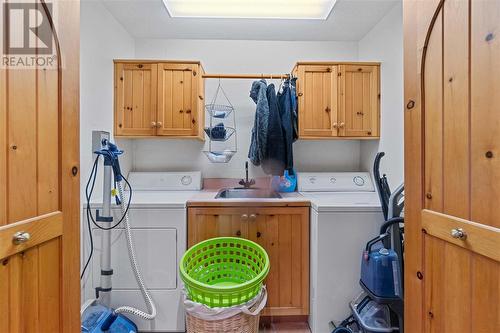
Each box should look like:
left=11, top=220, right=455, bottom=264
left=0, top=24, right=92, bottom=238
left=248, top=80, right=269, bottom=165
left=262, top=84, right=286, bottom=175
left=277, top=79, right=294, bottom=170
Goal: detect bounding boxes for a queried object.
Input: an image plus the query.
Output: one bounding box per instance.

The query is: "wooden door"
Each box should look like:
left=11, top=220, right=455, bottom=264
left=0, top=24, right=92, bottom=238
left=404, top=0, right=500, bottom=332
left=187, top=207, right=249, bottom=247
left=0, top=0, right=80, bottom=332
left=339, top=65, right=380, bottom=137
left=297, top=65, right=338, bottom=138
left=247, top=207, right=309, bottom=317
left=157, top=63, right=199, bottom=137
left=114, top=62, right=157, bottom=136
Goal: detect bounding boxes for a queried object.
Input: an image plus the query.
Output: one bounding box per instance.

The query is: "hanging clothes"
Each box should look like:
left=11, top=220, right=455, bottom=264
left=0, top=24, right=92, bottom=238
left=290, top=77, right=299, bottom=142
left=262, top=83, right=286, bottom=175
left=277, top=78, right=295, bottom=170
left=248, top=80, right=269, bottom=165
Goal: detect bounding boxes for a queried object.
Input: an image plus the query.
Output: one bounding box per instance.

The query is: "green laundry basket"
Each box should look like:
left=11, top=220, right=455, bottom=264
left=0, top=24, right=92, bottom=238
left=180, top=237, right=270, bottom=307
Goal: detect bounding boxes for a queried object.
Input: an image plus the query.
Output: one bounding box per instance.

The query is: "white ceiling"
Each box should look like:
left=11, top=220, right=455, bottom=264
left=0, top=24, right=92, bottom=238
left=101, top=0, right=400, bottom=41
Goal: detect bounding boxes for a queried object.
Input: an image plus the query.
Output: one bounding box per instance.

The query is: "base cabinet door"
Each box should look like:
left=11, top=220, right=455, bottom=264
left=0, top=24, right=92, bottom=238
left=247, top=207, right=310, bottom=317
left=187, top=206, right=309, bottom=317
left=188, top=207, right=249, bottom=247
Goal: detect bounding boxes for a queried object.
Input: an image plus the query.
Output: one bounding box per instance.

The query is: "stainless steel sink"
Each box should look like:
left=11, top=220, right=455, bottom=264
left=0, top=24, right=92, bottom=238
left=215, top=188, right=282, bottom=199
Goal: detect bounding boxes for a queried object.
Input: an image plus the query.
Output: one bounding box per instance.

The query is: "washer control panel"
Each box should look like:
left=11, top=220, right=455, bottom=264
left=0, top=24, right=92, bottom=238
left=127, top=172, right=202, bottom=191
left=298, top=172, right=374, bottom=192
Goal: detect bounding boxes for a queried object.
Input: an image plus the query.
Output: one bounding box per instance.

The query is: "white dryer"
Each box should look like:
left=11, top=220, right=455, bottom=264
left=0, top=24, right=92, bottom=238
left=298, top=172, right=384, bottom=333
left=84, top=172, right=201, bottom=332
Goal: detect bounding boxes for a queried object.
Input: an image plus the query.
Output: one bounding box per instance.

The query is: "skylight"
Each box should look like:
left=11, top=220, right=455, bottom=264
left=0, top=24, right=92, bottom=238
left=162, top=0, right=337, bottom=20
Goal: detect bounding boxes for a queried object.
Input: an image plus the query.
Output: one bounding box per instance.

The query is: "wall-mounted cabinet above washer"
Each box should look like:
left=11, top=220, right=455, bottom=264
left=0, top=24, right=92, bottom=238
left=293, top=62, right=380, bottom=140
left=114, top=60, right=205, bottom=140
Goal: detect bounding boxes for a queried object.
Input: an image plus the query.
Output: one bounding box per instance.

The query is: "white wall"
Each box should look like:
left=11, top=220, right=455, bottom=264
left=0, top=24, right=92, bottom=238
left=132, top=39, right=361, bottom=178
left=80, top=0, right=135, bottom=288
left=358, top=3, right=404, bottom=188
left=80, top=0, right=135, bottom=199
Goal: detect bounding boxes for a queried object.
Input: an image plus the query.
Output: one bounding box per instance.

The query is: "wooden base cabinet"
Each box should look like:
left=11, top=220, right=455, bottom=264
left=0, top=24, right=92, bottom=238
left=187, top=206, right=310, bottom=316
left=114, top=60, right=205, bottom=139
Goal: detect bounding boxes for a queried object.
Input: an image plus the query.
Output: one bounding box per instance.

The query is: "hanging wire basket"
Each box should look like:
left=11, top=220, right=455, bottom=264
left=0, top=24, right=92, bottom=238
left=203, top=79, right=237, bottom=163
left=204, top=126, right=236, bottom=142
left=205, top=104, right=234, bottom=119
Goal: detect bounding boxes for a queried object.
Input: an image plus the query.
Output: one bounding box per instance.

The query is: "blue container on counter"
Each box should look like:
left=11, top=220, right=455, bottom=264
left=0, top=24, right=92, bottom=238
left=271, top=169, right=297, bottom=192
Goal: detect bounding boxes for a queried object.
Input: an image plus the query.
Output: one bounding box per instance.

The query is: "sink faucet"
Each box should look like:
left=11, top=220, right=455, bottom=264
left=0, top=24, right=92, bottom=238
left=239, top=161, right=256, bottom=189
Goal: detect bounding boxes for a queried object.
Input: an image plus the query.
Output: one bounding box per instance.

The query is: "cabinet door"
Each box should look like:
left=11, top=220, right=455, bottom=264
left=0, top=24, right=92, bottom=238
left=297, top=65, right=338, bottom=138
left=339, top=65, right=380, bottom=137
left=114, top=62, right=157, bottom=136
left=157, top=63, right=199, bottom=137
left=187, top=207, right=249, bottom=247
left=247, top=207, right=309, bottom=316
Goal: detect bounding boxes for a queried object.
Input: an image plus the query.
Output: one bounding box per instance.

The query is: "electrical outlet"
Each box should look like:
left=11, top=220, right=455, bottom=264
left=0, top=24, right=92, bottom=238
left=92, top=131, right=110, bottom=154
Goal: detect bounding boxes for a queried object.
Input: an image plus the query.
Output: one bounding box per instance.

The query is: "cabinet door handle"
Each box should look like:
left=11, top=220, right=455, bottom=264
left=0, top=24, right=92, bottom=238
left=249, top=214, right=257, bottom=221
left=333, top=122, right=338, bottom=129
left=256, top=231, right=262, bottom=238
left=236, top=230, right=241, bottom=237
left=451, top=228, right=467, bottom=240
left=150, top=122, right=157, bottom=128
left=156, top=122, right=163, bottom=128
left=186, top=109, right=192, bottom=114
left=12, top=231, right=30, bottom=245
left=339, top=122, right=345, bottom=128
left=325, top=107, right=331, bottom=113
left=241, top=214, right=248, bottom=220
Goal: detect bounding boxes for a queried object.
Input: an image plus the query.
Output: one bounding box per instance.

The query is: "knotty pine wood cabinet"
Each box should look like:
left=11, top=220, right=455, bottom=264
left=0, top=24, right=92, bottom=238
left=294, top=62, right=380, bottom=139
left=114, top=60, right=205, bottom=139
left=187, top=205, right=309, bottom=317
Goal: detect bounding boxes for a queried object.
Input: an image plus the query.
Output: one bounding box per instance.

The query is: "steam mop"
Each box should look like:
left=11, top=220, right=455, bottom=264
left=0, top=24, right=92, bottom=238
left=81, top=131, right=156, bottom=333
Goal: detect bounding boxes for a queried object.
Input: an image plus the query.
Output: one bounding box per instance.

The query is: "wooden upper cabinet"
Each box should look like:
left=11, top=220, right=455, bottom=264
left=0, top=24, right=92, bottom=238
left=339, top=65, right=380, bottom=137
left=294, top=62, right=380, bottom=139
left=157, top=63, right=200, bottom=137
left=296, top=65, right=338, bottom=138
left=114, top=62, right=157, bottom=136
left=114, top=60, right=204, bottom=139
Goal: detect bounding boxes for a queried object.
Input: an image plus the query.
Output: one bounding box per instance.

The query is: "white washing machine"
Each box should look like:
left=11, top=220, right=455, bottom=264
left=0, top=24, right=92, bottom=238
left=298, top=172, right=384, bottom=333
left=84, top=172, right=202, bottom=332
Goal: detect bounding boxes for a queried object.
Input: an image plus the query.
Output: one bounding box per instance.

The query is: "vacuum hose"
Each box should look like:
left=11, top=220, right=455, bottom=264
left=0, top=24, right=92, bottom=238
left=114, top=181, right=157, bottom=320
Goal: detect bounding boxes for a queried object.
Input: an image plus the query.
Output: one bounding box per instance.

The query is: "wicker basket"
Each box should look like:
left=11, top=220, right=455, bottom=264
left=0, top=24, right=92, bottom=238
left=184, top=287, right=267, bottom=333
left=186, top=310, right=260, bottom=333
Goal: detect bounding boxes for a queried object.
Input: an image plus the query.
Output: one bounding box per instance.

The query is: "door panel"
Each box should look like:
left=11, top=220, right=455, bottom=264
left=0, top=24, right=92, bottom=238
left=471, top=0, right=500, bottom=229
left=0, top=0, right=80, bottom=331
left=297, top=65, right=337, bottom=138
left=114, top=62, right=157, bottom=136
left=157, top=63, right=198, bottom=136
left=339, top=65, right=379, bottom=137
left=404, top=0, right=500, bottom=332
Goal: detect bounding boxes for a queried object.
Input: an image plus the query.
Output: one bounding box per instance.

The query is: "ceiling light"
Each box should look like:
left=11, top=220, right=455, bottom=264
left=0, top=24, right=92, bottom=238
left=163, top=0, right=337, bottom=20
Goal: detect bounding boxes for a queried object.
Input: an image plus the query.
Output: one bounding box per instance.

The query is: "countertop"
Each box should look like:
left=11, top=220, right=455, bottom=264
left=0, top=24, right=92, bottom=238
left=187, top=191, right=310, bottom=207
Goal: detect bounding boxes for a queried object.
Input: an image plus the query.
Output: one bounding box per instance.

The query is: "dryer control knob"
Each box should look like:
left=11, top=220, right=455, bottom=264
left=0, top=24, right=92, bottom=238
left=181, top=176, right=192, bottom=186
left=353, top=176, right=365, bottom=186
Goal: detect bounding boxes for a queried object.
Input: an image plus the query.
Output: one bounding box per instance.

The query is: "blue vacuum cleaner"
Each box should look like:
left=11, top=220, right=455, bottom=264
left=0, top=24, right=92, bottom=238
left=81, top=302, right=137, bottom=333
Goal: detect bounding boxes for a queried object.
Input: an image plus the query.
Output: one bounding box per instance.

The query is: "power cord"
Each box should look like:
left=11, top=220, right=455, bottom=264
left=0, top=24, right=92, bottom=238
left=80, top=154, right=132, bottom=280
